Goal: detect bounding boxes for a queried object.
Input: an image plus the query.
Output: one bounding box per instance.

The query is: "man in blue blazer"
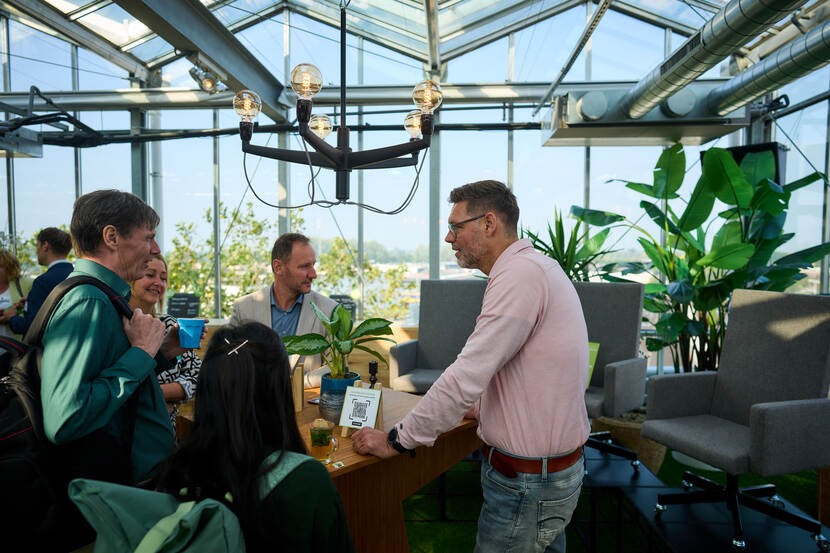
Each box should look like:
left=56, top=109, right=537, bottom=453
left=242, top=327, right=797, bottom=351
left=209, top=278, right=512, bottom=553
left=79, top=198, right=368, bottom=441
left=7, top=227, right=74, bottom=336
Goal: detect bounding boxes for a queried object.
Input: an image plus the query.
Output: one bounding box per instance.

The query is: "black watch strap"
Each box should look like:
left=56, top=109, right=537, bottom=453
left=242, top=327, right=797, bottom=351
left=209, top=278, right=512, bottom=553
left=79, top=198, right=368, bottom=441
left=388, top=427, right=416, bottom=458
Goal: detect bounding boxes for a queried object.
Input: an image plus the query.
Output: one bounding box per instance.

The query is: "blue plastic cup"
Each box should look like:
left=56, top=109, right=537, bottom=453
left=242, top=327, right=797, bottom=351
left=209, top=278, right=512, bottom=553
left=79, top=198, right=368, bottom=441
left=177, top=318, right=205, bottom=349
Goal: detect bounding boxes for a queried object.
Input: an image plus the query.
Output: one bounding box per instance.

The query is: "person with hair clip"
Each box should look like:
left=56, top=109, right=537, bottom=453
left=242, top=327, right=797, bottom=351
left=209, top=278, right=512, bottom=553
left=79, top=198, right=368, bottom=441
left=156, top=322, right=355, bottom=553
left=129, top=253, right=201, bottom=428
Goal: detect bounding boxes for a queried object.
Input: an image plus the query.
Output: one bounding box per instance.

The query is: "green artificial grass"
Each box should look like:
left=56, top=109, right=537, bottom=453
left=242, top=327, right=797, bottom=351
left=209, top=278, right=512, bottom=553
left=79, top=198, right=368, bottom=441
left=404, top=460, right=482, bottom=551
left=655, top=449, right=819, bottom=518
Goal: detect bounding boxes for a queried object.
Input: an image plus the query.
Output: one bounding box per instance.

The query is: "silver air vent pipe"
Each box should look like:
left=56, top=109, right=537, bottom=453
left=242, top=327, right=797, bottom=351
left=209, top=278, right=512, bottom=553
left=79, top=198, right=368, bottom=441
left=620, top=0, right=807, bottom=119
left=708, top=19, right=830, bottom=115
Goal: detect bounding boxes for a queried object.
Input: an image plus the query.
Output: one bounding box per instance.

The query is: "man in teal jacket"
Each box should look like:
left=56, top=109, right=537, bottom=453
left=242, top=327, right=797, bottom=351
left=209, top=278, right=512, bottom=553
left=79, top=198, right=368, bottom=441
left=39, top=190, right=183, bottom=548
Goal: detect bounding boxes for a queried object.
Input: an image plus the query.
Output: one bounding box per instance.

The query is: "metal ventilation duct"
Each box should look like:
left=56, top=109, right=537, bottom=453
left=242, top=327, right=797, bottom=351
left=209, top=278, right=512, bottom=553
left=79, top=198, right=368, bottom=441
left=708, top=19, right=830, bottom=115
left=621, top=0, right=807, bottom=119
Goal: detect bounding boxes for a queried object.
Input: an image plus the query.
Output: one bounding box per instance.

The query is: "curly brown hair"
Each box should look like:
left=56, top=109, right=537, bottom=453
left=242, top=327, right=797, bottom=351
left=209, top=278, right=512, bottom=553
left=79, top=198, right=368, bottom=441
left=0, top=248, right=21, bottom=281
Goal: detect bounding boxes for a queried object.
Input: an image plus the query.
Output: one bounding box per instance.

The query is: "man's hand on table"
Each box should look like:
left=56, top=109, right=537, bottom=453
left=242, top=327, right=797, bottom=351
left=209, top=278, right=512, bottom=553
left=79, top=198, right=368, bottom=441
left=352, top=427, right=398, bottom=459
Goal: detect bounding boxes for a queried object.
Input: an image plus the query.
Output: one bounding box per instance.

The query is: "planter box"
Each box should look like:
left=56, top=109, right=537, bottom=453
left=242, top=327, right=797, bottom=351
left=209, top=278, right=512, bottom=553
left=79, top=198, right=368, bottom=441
left=593, top=416, right=666, bottom=475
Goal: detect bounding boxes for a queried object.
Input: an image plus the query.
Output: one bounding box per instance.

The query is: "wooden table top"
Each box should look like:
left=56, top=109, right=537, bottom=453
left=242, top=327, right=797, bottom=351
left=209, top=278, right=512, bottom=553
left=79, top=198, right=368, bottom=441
left=299, top=386, right=430, bottom=478
left=179, top=385, right=478, bottom=479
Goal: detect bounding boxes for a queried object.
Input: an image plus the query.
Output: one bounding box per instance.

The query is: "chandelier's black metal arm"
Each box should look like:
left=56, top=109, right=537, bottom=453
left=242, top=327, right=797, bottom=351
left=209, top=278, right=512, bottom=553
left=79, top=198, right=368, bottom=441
left=297, top=122, right=344, bottom=167
left=348, top=135, right=430, bottom=168
left=353, top=153, right=420, bottom=170
left=241, top=141, right=336, bottom=168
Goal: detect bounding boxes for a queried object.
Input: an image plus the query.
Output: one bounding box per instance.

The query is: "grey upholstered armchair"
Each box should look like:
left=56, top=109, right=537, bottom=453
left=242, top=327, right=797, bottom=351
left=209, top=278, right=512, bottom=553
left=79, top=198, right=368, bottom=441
left=574, top=282, right=647, bottom=419
left=389, top=279, right=487, bottom=393
left=642, top=289, right=830, bottom=551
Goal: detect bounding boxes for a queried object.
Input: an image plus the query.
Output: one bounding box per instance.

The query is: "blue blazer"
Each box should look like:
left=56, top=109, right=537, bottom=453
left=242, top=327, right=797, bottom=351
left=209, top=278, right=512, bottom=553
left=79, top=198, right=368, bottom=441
left=9, top=261, right=74, bottom=337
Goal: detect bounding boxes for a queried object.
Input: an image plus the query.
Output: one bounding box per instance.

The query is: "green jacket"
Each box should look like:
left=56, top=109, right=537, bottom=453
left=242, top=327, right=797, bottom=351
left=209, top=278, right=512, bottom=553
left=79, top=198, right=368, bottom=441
left=40, top=259, right=175, bottom=482
left=252, top=452, right=355, bottom=553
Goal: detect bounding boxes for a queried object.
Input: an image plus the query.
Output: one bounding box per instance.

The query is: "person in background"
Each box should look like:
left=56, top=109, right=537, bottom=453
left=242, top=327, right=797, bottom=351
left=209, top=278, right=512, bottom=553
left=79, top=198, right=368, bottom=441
left=129, top=253, right=202, bottom=429
left=156, top=322, right=355, bottom=553
left=0, top=248, right=33, bottom=341
left=7, top=227, right=74, bottom=337
left=353, top=180, right=589, bottom=553
left=230, top=233, right=337, bottom=388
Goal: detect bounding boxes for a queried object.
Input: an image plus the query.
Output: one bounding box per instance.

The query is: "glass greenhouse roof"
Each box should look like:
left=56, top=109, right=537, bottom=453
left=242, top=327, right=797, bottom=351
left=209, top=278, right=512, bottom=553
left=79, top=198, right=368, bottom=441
left=33, top=0, right=727, bottom=70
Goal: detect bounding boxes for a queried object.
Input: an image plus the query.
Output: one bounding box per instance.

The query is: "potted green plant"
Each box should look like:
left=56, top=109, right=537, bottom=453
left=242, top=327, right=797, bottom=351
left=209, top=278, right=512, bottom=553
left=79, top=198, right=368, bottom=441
left=522, top=208, right=619, bottom=282
left=572, top=143, right=830, bottom=372
left=283, top=302, right=395, bottom=422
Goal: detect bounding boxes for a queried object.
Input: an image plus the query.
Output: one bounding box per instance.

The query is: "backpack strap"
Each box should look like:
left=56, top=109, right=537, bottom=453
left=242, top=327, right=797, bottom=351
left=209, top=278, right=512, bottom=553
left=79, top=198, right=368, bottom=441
left=13, top=278, right=23, bottom=298
left=20, top=274, right=140, bottom=457
left=0, top=335, right=26, bottom=356
left=134, top=500, right=197, bottom=553
left=22, top=275, right=133, bottom=346
left=259, top=450, right=316, bottom=499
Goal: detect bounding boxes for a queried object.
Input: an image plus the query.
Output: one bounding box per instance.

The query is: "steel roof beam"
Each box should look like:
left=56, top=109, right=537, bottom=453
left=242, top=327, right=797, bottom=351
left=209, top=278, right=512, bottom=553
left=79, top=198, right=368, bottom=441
left=0, top=88, right=235, bottom=111
left=111, top=0, right=288, bottom=122
left=0, top=82, right=632, bottom=110
left=424, top=0, right=442, bottom=73
left=1, top=0, right=151, bottom=81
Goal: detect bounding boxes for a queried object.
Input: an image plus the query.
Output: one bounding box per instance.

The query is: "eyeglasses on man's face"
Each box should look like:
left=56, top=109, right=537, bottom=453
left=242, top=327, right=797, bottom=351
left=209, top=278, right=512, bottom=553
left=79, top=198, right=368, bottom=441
left=447, top=213, right=485, bottom=238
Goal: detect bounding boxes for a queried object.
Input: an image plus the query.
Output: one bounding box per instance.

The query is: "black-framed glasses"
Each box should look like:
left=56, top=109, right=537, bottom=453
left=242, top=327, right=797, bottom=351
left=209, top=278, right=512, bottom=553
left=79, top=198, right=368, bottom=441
left=447, top=213, right=485, bottom=237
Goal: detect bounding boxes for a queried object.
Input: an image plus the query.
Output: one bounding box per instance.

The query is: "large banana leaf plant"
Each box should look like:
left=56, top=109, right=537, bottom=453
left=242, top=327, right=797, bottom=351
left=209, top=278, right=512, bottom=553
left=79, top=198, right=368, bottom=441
left=573, top=143, right=830, bottom=372
left=522, top=209, right=618, bottom=282
left=282, top=303, right=396, bottom=378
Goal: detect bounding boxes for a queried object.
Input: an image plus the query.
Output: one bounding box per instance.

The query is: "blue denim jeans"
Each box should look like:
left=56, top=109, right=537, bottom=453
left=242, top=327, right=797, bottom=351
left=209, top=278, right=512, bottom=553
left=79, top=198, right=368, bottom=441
left=474, top=451, right=584, bottom=553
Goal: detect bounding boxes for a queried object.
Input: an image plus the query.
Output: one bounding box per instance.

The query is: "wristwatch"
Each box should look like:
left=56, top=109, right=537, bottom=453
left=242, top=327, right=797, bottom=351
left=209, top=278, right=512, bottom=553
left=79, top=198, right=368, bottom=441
left=387, top=426, right=416, bottom=458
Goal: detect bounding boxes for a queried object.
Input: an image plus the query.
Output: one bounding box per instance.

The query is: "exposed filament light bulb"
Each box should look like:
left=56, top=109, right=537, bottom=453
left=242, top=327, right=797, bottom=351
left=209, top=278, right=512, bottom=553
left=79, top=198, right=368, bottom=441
left=412, top=80, right=443, bottom=114
left=309, top=114, right=333, bottom=139
left=233, top=89, right=261, bottom=122
left=290, top=63, right=323, bottom=100
left=404, top=110, right=422, bottom=138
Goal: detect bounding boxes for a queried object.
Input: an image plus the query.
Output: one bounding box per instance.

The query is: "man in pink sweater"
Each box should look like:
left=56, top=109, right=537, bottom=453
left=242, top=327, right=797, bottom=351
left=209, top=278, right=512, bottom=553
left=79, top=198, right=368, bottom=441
left=353, top=180, right=589, bottom=553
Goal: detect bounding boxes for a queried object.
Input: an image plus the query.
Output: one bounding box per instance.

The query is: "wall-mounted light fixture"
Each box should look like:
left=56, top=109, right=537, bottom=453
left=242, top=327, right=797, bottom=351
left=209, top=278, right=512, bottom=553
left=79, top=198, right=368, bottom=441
left=187, top=52, right=228, bottom=94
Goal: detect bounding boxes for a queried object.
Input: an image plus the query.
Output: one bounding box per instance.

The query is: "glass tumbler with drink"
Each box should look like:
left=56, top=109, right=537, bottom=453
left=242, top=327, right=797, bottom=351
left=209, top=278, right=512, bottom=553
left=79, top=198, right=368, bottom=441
left=309, top=418, right=337, bottom=464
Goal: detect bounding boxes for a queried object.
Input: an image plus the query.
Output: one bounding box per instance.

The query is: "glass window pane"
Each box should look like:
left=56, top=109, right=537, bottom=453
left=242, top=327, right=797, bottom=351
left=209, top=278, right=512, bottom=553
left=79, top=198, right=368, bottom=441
left=361, top=39, right=422, bottom=85
left=515, top=136, right=584, bottom=240
left=780, top=67, right=830, bottom=108
left=0, top=161, right=8, bottom=242
left=777, top=102, right=828, bottom=294
left=447, top=37, right=508, bottom=82
left=76, top=4, right=150, bottom=46
left=128, top=36, right=175, bottom=63
left=43, top=0, right=88, bottom=12
left=9, top=21, right=71, bottom=90
left=513, top=7, right=585, bottom=82
left=13, top=146, right=75, bottom=240
left=77, top=112, right=131, bottom=196
left=440, top=130, right=507, bottom=278
left=591, top=11, right=665, bottom=80
left=77, top=47, right=130, bottom=90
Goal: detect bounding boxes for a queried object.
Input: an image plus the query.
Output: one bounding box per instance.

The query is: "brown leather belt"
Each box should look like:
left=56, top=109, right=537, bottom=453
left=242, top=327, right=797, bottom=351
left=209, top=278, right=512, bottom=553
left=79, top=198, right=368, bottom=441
left=481, top=444, right=583, bottom=479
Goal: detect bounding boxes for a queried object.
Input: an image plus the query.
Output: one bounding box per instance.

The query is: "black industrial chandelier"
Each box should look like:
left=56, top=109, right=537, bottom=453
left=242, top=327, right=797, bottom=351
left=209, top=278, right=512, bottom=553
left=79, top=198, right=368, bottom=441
left=233, top=5, right=442, bottom=204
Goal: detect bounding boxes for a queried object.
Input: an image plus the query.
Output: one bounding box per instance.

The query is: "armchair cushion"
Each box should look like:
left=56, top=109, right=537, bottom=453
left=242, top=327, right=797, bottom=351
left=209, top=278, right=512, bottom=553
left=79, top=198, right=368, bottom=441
left=749, top=398, right=830, bottom=476
left=602, top=357, right=647, bottom=417
left=573, top=282, right=643, bottom=388
left=389, top=340, right=417, bottom=380
left=391, top=369, right=445, bottom=394
left=584, top=388, right=604, bottom=419
left=641, top=414, right=750, bottom=475
left=645, top=371, right=717, bottom=420
left=389, top=280, right=486, bottom=393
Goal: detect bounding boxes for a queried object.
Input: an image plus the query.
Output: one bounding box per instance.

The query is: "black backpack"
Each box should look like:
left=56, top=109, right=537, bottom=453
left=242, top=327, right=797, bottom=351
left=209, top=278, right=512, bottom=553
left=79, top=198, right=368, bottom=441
left=0, top=275, right=144, bottom=550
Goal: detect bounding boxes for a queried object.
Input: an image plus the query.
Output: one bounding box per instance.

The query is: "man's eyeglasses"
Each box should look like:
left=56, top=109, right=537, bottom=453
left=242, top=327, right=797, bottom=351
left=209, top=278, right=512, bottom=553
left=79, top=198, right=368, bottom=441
left=447, top=213, right=485, bottom=237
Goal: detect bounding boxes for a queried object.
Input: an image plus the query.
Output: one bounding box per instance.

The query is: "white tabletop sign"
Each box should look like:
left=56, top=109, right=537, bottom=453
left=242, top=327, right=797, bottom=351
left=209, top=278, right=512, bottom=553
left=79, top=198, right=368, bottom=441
left=338, top=386, right=382, bottom=429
